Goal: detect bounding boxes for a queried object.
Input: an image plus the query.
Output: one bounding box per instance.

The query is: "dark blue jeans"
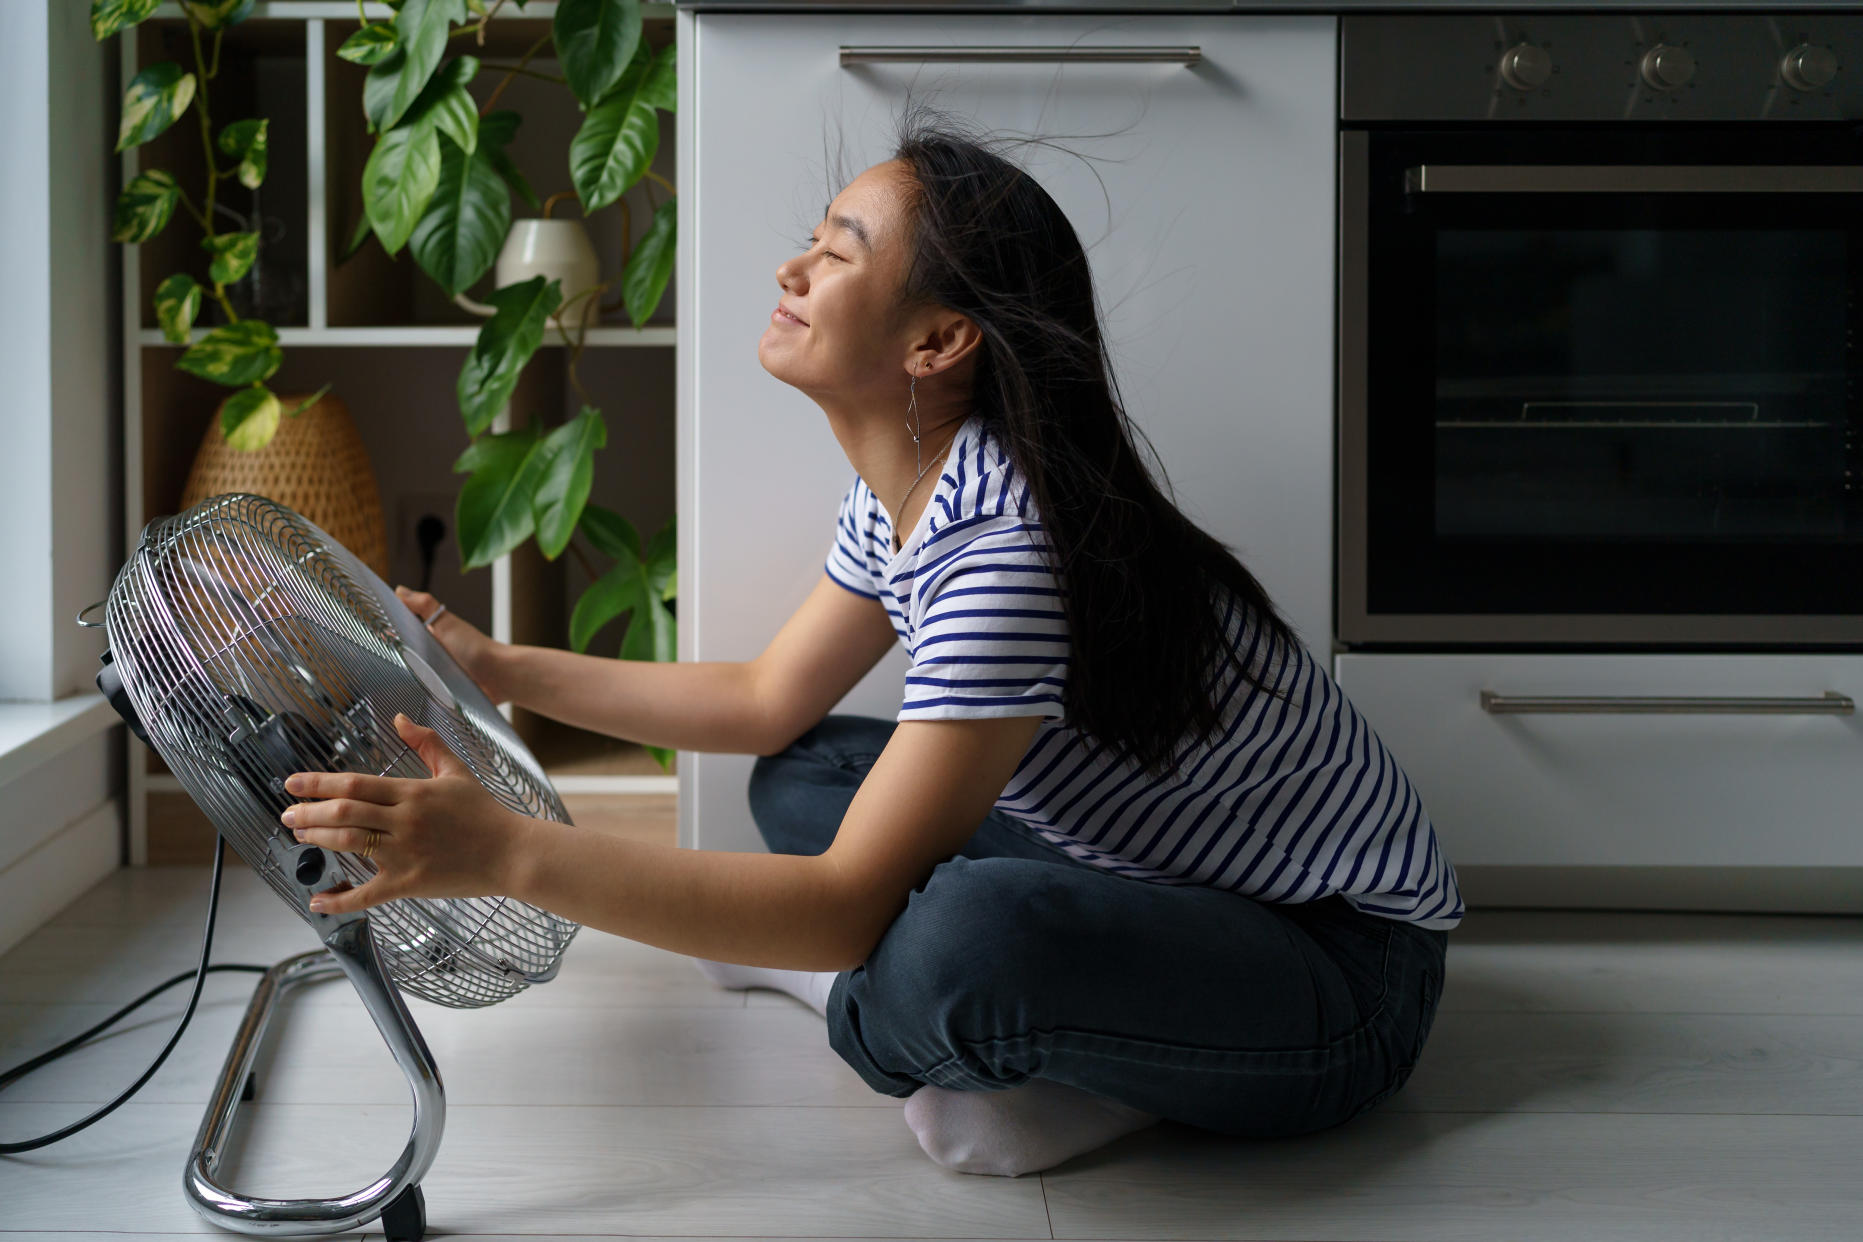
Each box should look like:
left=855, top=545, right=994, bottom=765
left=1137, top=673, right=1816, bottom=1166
left=748, top=714, right=1449, bottom=1137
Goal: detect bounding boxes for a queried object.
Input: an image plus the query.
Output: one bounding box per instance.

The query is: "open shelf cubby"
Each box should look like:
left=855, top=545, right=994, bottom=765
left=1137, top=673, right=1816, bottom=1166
left=127, top=3, right=679, bottom=864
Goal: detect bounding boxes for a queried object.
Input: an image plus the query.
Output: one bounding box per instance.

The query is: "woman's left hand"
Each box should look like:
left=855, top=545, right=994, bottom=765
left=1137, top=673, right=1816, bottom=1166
left=281, top=712, right=534, bottom=915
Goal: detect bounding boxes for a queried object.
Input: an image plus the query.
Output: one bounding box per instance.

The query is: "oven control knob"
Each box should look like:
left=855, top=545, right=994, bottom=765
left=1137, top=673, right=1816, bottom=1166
left=1781, top=43, right=1839, bottom=92
left=1639, top=44, right=1696, bottom=91
left=1499, top=43, right=1553, bottom=91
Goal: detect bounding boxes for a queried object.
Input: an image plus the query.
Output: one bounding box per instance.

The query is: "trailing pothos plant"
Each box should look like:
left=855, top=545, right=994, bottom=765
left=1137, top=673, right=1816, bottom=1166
left=343, top=0, right=678, bottom=770
left=97, top=0, right=330, bottom=451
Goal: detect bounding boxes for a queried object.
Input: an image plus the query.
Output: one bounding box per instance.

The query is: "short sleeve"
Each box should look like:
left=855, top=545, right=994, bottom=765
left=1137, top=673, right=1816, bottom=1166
left=898, top=516, right=1069, bottom=722
left=824, top=477, right=880, bottom=599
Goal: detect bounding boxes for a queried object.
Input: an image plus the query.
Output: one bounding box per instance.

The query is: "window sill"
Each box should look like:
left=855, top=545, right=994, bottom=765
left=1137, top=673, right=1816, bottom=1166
left=0, top=692, right=118, bottom=789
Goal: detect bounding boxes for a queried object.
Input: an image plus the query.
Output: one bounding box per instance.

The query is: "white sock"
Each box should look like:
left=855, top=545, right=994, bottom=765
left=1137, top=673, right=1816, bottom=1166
left=903, top=1078, right=1161, bottom=1177
left=693, top=958, right=838, bottom=1017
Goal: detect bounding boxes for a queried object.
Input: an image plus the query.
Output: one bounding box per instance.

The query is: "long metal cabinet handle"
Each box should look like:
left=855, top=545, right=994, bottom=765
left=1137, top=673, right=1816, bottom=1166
left=1479, top=690, right=1855, bottom=716
left=841, top=45, right=1201, bottom=66
left=1405, top=165, right=1863, bottom=194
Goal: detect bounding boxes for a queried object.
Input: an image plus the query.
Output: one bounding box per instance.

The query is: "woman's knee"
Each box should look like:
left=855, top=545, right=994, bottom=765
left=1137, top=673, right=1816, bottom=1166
left=747, top=714, right=897, bottom=856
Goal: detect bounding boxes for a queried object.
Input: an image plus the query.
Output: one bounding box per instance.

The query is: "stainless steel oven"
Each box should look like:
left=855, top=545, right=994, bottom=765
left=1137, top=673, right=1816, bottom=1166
left=1338, top=13, right=1863, bottom=648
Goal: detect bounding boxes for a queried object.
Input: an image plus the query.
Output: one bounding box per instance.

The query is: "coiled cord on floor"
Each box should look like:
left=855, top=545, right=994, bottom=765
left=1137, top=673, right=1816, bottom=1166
left=0, top=836, right=273, bottom=1154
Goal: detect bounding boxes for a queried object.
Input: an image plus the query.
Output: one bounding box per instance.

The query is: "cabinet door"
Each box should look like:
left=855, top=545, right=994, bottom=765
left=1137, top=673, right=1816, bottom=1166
left=681, top=13, right=1338, bottom=851
left=1336, top=653, right=1863, bottom=868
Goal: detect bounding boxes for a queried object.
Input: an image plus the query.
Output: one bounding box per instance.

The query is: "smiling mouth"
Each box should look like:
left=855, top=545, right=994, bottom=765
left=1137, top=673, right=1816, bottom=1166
left=773, top=306, right=808, bottom=326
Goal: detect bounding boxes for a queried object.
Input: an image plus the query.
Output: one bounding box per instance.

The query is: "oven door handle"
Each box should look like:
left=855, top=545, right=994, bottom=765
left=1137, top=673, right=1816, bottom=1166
left=1406, top=165, right=1863, bottom=195
left=1479, top=690, right=1856, bottom=716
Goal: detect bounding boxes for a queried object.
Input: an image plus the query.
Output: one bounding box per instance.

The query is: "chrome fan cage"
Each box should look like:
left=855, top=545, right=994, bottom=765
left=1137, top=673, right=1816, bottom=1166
left=85, top=493, right=582, bottom=1240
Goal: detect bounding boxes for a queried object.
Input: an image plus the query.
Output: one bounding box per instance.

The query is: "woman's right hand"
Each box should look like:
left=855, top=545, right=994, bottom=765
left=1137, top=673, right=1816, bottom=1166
left=394, top=585, right=512, bottom=706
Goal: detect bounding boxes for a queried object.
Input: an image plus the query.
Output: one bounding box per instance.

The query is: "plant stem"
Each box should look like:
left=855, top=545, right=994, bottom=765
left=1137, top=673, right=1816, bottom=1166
left=478, top=63, right=565, bottom=84
left=188, top=18, right=238, bottom=323
left=644, top=169, right=677, bottom=197
left=475, top=0, right=509, bottom=44
left=553, top=281, right=610, bottom=408
left=174, top=186, right=211, bottom=232
left=567, top=536, right=599, bottom=583
left=479, top=31, right=552, bottom=116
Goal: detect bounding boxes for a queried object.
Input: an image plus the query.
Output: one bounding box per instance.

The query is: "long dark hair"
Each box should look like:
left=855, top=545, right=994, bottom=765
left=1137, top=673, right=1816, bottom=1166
left=850, top=105, right=1302, bottom=779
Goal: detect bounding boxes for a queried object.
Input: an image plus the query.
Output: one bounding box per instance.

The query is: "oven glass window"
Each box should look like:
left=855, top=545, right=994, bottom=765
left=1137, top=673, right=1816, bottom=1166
left=1434, top=227, right=1851, bottom=542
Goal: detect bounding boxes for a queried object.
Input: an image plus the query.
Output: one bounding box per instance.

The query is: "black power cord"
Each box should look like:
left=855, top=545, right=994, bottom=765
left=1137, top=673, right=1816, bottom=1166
left=0, top=835, right=273, bottom=1154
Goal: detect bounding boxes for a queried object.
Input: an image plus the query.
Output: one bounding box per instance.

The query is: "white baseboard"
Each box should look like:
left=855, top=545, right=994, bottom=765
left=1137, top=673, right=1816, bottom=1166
left=0, top=797, right=121, bottom=957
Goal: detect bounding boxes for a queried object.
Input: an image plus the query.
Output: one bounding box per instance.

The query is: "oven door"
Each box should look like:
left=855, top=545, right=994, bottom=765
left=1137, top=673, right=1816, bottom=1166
left=1339, top=127, right=1863, bottom=648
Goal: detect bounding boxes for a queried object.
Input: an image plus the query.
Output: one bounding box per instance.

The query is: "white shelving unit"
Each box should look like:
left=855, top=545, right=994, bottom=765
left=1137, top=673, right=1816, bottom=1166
left=123, top=2, right=679, bottom=864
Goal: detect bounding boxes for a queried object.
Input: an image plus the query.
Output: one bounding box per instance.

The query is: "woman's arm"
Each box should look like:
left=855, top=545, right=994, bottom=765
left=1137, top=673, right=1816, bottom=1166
left=501, top=713, right=1045, bottom=969
left=478, top=572, right=900, bottom=756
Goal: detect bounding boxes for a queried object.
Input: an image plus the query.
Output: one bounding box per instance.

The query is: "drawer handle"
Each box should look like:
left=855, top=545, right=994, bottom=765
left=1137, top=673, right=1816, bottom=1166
left=1479, top=690, right=1855, bottom=716
left=840, top=45, right=1202, bottom=67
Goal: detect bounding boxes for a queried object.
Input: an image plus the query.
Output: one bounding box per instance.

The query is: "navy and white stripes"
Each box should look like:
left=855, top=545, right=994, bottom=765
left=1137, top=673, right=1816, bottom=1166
left=823, top=414, right=1464, bottom=931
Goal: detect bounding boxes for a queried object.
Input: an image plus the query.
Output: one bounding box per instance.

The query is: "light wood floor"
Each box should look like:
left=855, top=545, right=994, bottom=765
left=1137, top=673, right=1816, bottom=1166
left=3, top=799, right=1862, bottom=1239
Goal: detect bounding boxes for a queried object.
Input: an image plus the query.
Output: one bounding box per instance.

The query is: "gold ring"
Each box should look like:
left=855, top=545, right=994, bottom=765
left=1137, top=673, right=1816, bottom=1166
left=358, top=830, right=380, bottom=862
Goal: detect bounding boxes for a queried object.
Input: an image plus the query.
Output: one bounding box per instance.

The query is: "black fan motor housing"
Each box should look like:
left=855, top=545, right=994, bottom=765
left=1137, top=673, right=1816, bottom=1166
left=96, top=650, right=150, bottom=747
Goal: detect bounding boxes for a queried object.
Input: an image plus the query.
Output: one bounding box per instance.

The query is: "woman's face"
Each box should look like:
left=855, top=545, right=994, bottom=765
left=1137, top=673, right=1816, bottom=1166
left=759, top=160, right=922, bottom=403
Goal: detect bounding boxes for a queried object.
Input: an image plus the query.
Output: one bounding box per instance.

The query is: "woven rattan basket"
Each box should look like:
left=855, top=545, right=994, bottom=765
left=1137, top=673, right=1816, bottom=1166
left=179, top=390, right=389, bottom=579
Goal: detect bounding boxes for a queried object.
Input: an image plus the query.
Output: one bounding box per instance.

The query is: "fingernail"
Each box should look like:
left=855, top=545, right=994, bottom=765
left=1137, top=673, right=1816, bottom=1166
left=309, top=899, right=325, bottom=913
left=293, top=828, right=305, bottom=842
left=284, top=775, right=303, bottom=792
left=281, top=808, right=297, bottom=825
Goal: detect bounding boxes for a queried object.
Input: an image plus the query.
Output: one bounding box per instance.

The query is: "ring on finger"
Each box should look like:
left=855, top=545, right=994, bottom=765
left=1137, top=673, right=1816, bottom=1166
left=357, top=830, right=381, bottom=862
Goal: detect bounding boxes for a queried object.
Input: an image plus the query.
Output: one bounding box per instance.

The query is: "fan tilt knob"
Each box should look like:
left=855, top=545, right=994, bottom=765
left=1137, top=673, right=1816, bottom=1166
left=1499, top=43, right=1552, bottom=91
left=1781, top=43, right=1839, bottom=92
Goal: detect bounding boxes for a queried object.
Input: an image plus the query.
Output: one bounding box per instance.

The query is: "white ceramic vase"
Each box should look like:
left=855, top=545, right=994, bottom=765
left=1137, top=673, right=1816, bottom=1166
left=454, top=218, right=602, bottom=330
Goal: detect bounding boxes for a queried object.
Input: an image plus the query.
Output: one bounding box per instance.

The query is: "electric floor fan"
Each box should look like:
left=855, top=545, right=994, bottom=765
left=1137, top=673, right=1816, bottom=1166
left=82, top=493, right=580, bottom=1240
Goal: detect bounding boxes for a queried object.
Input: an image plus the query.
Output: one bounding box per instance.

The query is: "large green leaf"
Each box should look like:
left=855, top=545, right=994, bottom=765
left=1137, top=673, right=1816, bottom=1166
left=217, top=118, right=268, bottom=189
left=456, top=276, right=560, bottom=435
left=554, top=0, right=641, bottom=108
left=570, top=559, right=640, bottom=654
left=402, top=55, right=479, bottom=155
left=578, top=502, right=640, bottom=560
left=620, top=593, right=676, bottom=663
left=201, top=231, right=259, bottom=284
left=479, top=111, right=541, bottom=211
left=153, top=273, right=201, bottom=343
left=531, top=406, right=607, bottom=559
left=112, top=169, right=179, bottom=244
left=411, top=134, right=510, bottom=297
left=362, top=0, right=463, bottom=133
left=220, top=384, right=280, bottom=451
left=177, top=320, right=281, bottom=386
left=337, top=24, right=397, bottom=66
left=453, top=419, right=549, bottom=568
left=116, top=62, right=195, bottom=153
left=646, top=514, right=676, bottom=601
left=181, top=0, right=255, bottom=28
left=621, top=196, right=675, bottom=328
left=639, top=42, right=676, bottom=112
left=90, top=0, right=159, bottom=41
left=567, top=42, right=663, bottom=213
left=362, top=120, right=442, bottom=255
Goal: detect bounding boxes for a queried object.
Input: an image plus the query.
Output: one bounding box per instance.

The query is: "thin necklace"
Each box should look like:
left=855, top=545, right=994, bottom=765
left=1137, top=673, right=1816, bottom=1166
left=892, top=367, right=960, bottom=554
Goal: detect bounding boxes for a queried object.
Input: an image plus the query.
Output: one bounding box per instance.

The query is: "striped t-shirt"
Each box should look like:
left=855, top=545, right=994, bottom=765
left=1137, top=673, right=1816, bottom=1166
left=824, top=413, right=1464, bottom=931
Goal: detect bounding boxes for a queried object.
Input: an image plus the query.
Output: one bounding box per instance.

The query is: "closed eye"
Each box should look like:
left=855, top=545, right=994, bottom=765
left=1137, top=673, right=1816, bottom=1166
left=801, top=235, right=844, bottom=261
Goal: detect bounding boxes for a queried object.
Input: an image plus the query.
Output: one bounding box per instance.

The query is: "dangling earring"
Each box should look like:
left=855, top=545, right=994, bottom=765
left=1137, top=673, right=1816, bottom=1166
left=906, top=367, right=922, bottom=476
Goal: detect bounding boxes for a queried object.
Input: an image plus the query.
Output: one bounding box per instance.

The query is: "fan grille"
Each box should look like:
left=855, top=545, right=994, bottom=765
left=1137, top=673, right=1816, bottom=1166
left=103, top=494, right=579, bottom=1008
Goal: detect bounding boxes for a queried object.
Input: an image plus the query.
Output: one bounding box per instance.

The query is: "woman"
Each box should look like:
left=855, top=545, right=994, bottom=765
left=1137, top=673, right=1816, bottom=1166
left=282, top=114, right=1462, bottom=1178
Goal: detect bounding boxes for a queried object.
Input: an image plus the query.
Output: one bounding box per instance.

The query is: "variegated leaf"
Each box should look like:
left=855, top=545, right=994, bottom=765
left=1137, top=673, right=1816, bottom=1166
left=176, top=320, right=281, bottom=387
left=116, top=63, right=196, bottom=153
left=154, top=273, right=201, bottom=344
left=111, top=169, right=179, bottom=244
left=201, top=231, right=259, bottom=284
left=220, top=384, right=281, bottom=451
left=181, top=0, right=255, bottom=29
left=90, top=0, right=160, bottom=42
left=337, top=24, right=397, bottom=66
left=217, top=118, right=268, bottom=189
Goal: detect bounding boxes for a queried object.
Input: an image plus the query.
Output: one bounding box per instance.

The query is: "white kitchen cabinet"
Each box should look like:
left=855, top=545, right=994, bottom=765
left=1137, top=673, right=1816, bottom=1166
left=676, top=12, right=1338, bottom=852
left=1335, top=653, right=1863, bottom=904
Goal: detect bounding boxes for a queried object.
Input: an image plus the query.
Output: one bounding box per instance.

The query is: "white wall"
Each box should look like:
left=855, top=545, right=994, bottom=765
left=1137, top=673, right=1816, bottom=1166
left=0, top=1, right=125, bottom=954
